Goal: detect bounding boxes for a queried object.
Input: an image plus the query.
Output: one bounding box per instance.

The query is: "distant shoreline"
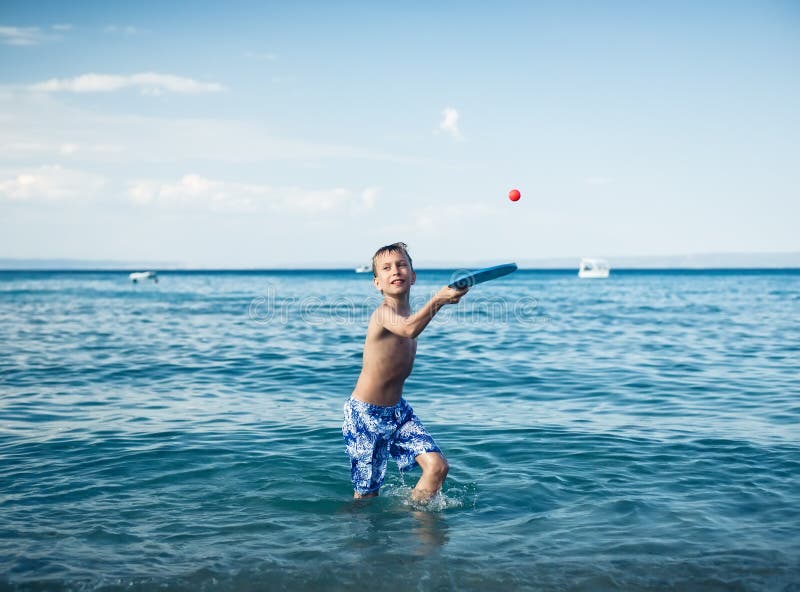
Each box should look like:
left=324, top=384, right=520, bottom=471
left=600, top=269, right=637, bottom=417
left=1, top=267, right=799, bottom=274
left=1, top=252, right=799, bottom=271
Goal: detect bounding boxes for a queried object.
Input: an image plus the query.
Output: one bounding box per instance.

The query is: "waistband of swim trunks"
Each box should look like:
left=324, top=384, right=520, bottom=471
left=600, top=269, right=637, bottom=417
left=347, top=397, right=407, bottom=412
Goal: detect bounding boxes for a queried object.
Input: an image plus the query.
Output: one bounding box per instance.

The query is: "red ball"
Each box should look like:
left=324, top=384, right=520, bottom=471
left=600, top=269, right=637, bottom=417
left=508, top=188, right=521, bottom=202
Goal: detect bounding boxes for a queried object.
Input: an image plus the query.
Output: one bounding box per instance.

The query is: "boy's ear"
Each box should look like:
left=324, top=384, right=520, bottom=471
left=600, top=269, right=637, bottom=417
left=410, top=269, right=416, bottom=285
left=373, top=276, right=381, bottom=291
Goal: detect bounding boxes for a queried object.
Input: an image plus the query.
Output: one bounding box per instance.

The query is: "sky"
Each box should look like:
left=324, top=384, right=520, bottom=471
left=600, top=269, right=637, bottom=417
left=1, top=1, right=798, bottom=267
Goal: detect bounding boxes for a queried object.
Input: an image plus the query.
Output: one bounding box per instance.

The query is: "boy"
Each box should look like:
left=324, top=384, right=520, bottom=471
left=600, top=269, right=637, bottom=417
left=342, top=242, right=468, bottom=501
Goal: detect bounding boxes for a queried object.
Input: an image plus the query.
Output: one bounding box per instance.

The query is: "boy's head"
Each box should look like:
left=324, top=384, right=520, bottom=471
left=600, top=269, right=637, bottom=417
left=371, top=242, right=416, bottom=295
left=372, top=242, right=413, bottom=276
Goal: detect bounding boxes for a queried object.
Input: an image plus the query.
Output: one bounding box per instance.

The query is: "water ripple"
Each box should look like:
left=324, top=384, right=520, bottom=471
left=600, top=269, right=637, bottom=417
left=1, top=270, right=799, bottom=590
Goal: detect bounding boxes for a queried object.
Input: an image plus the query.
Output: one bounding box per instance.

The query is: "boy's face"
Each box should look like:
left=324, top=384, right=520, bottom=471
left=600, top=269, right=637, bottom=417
left=373, top=250, right=416, bottom=295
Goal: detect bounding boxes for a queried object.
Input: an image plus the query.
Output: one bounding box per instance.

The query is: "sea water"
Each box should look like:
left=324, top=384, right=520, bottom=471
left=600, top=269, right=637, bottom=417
left=1, top=269, right=798, bottom=591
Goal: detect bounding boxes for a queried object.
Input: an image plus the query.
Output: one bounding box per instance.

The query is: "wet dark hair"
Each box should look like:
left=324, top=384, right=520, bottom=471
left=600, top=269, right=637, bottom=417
left=371, top=242, right=413, bottom=277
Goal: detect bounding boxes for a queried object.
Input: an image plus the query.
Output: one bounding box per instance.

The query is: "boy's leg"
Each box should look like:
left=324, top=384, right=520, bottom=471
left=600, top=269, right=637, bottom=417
left=411, top=452, right=449, bottom=502
left=343, top=398, right=390, bottom=498
left=388, top=400, right=448, bottom=502
left=354, top=490, right=379, bottom=499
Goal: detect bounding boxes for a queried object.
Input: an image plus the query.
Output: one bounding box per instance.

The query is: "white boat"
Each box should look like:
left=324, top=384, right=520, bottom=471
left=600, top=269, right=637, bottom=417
left=129, top=271, right=158, bottom=283
left=578, top=258, right=610, bottom=279
left=354, top=264, right=371, bottom=273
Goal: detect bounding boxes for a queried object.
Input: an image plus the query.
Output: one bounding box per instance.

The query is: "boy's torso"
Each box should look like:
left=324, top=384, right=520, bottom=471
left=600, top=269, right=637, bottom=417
left=351, top=307, right=417, bottom=407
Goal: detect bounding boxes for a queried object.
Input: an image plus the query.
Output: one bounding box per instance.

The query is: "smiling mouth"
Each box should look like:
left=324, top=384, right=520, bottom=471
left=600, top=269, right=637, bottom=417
left=391, top=279, right=405, bottom=285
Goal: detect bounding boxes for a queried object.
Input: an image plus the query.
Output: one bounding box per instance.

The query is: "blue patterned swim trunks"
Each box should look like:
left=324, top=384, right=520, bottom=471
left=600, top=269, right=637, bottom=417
left=342, top=397, right=443, bottom=495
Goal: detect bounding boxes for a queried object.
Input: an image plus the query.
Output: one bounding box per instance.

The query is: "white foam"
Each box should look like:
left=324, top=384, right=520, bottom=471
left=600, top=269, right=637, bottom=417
left=382, top=479, right=477, bottom=512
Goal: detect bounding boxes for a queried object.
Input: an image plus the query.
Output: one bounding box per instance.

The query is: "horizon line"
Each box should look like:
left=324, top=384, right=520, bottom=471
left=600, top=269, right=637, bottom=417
left=2, top=266, right=800, bottom=272
left=2, top=251, right=799, bottom=271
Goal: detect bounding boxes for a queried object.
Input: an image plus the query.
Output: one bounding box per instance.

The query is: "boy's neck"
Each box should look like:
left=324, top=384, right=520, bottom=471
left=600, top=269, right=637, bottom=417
left=383, top=292, right=411, bottom=314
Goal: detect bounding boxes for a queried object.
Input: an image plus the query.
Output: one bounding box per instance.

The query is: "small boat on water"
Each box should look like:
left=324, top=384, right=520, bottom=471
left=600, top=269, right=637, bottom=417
left=129, top=271, right=158, bottom=283
left=578, top=258, right=610, bottom=279
left=354, top=264, right=371, bottom=273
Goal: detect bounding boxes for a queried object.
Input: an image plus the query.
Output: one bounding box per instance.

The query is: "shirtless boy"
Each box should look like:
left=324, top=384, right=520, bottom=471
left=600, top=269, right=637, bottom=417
left=342, top=242, right=468, bottom=501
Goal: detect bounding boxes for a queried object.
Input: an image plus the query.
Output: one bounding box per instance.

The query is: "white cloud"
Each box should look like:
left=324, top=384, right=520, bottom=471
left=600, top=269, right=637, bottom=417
left=59, top=143, right=80, bottom=155
left=244, top=50, right=278, bottom=61
left=437, top=107, right=462, bottom=140
left=104, top=25, right=140, bottom=36
left=0, top=24, right=69, bottom=45
left=128, top=174, right=376, bottom=214
left=29, top=72, right=226, bottom=95
left=361, top=187, right=380, bottom=209
left=0, top=26, right=52, bottom=46
left=0, top=91, right=412, bottom=166
left=0, top=139, right=125, bottom=158
left=0, top=165, right=106, bottom=201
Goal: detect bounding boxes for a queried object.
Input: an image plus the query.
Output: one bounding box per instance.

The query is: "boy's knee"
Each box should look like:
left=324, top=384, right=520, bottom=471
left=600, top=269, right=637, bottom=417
left=417, top=452, right=449, bottom=482
left=439, top=459, right=450, bottom=480
left=429, top=456, right=449, bottom=480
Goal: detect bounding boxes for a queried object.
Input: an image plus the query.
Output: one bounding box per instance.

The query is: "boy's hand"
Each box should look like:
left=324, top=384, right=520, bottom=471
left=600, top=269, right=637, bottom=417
left=435, top=285, right=469, bottom=305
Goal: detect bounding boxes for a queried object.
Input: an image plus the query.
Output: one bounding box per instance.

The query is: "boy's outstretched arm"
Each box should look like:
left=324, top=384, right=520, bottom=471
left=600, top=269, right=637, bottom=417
left=380, top=286, right=468, bottom=339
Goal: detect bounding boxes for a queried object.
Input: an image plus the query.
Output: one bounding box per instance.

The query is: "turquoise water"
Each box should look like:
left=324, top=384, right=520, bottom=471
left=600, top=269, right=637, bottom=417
left=1, top=269, right=798, bottom=591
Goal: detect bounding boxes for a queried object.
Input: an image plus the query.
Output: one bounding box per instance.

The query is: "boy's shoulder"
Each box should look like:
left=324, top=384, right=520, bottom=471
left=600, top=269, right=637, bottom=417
left=364, top=304, right=388, bottom=340
left=368, top=302, right=404, bottom=334
left=369, top=302, right=390, bottom=324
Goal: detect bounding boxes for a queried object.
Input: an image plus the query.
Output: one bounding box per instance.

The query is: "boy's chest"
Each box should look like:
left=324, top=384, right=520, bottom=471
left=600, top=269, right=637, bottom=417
left=384, top=332, right=416, bottom=360
left=372, top=332, right=417, bottom=374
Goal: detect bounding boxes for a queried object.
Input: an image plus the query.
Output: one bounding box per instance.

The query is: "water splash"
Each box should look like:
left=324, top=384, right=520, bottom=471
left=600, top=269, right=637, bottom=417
left=382, top=474, right=478, bottom=512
